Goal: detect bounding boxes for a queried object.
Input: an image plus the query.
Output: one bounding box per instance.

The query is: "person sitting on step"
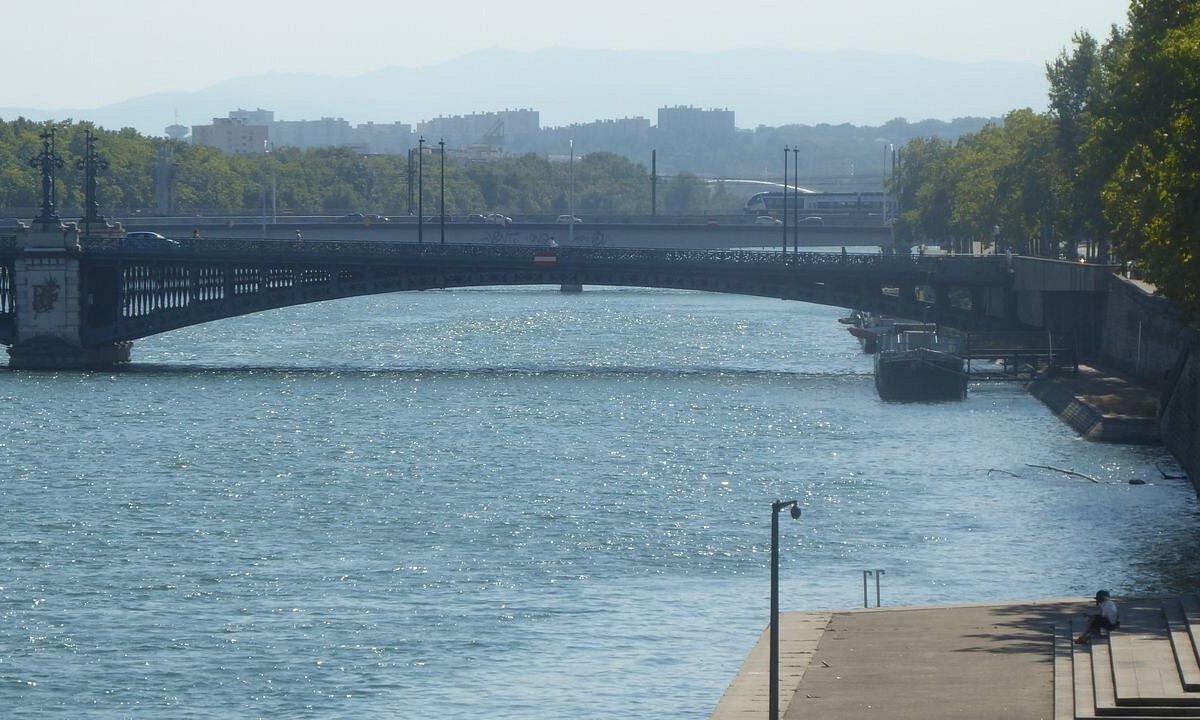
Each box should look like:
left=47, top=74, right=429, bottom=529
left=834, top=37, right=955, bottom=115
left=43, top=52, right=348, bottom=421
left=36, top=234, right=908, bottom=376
left=1075, top=589, right=1119, bottom=644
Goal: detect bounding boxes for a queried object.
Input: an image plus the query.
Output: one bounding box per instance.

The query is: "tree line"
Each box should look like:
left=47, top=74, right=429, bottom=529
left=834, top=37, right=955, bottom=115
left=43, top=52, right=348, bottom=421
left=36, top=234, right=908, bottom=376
left=0, top=118, right=745, bottom=220
left=888, top=0, right=1200, bottom=320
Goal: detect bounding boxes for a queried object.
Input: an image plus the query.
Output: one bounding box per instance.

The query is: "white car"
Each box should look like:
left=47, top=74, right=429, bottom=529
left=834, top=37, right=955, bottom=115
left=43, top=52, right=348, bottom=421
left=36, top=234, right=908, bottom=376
left=556, top=215, right=583, bottom=224
left=485, top=213, right=512, bottom=227
left=124, top=231, right=180, bottom=248
left=754, top=215, right=782, bottom=226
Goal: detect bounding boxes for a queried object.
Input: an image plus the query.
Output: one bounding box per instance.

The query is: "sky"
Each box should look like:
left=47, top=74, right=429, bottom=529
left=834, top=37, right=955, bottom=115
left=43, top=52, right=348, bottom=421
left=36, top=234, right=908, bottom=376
left=3, top=0, right=1132, bottom=110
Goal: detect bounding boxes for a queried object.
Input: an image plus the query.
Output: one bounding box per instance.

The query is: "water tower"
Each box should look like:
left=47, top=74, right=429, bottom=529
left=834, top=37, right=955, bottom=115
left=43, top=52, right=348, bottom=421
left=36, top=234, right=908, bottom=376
left=165, top=124, right=188, bottom=141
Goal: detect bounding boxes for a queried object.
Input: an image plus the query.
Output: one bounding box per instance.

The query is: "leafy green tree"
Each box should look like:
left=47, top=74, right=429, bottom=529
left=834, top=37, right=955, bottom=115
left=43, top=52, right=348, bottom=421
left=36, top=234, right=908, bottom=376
left=888, top=137, right=954, bottom=248
left=1047, top=31, right=1111, bottom=259
left=1093, top=0, right=1200, bottom=318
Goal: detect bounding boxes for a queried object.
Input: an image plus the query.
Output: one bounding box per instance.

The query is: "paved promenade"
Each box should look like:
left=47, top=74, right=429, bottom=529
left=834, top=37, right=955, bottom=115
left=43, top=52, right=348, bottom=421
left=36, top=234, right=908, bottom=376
left=710, top=600, right=1080, bottom=720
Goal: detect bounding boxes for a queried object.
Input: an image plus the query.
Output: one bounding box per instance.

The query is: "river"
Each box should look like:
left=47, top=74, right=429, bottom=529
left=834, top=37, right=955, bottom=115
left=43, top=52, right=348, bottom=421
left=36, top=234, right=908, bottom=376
left=1, top=286, right=1196, bottom=719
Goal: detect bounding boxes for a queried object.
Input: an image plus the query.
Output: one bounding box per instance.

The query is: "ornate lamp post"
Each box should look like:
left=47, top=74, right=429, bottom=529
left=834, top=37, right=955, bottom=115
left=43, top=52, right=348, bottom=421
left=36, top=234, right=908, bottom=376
left=76, top=129, right=109, bottom=238
left=28, top=124, right=65, bottom=227
left=770, top=499, right=802, bottom=720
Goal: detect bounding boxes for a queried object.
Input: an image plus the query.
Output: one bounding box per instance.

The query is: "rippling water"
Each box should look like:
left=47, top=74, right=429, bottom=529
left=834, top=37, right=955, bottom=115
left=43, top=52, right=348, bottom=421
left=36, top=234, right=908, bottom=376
left=2, top=287, right=1196, bottom=719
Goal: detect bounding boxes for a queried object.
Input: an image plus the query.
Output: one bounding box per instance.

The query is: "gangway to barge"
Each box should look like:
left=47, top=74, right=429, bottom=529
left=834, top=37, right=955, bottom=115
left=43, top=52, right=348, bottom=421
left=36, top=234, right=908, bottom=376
left=962, top=331, right=1078, bottom=380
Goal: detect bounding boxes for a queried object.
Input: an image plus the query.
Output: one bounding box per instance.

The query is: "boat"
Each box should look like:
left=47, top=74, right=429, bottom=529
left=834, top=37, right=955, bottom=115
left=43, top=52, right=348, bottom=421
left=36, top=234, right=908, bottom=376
left=873, top=323, right=967, bottom=402
left=842, top=311, right=893, bottom=354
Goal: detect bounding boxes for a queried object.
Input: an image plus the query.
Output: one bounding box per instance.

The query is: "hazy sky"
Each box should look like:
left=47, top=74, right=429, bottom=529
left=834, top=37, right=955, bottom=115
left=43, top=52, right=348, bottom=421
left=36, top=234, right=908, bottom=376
left=5, top=0, right=1130, bottom=109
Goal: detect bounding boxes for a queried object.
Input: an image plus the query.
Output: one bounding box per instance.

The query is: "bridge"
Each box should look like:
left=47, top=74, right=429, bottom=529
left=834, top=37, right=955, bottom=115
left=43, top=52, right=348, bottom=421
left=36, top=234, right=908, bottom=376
left=0, top=227, right=1114, bottom=369
left=125, top=217, right=895, bottom=250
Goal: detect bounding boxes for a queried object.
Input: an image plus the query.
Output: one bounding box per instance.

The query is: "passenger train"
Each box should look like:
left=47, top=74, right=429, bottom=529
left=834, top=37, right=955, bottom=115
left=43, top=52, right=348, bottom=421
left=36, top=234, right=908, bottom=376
left=743, top=190, right=897, bottom=217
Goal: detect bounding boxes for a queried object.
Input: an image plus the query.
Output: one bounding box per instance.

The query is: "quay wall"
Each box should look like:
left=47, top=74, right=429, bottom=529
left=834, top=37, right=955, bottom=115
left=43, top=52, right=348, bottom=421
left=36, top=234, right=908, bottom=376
left=1098, top=277, right=1200, bottom=484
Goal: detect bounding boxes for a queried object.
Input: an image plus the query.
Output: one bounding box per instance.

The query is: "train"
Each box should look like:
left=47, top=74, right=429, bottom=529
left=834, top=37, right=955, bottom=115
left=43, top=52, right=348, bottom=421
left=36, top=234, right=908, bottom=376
left=743, top=190, right=897, bottom=217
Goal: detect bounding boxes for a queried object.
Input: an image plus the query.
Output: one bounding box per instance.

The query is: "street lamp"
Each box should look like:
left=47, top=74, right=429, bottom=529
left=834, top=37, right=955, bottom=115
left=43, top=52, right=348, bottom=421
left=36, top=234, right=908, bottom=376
left=770, top=499, right=802, bottom=720
left=792, top=148, right=800, bottom=253
left=417, top=135, right=425, bottom=245
left=439, top=138, right=446, bottom=245
left=569, top=138, right=575, bottom=245
left=782, top=146, right=789, bottom=254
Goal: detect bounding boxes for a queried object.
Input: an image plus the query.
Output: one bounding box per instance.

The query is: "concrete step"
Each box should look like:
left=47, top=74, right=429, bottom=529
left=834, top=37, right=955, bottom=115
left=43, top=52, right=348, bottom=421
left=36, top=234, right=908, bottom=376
left=1110, top=603, right=1200, bottom=706
left=1178, top=594, right=1200, bottom=674
left=1060, top=605, right=1200, bottom=720
left=1164, top=598, right=1200, bottom=691
left=1057, top=621, right=1078, bottom=720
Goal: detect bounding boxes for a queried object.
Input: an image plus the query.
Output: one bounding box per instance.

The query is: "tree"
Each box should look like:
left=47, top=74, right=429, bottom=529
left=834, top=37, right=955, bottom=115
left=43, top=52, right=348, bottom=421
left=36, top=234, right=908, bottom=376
left=1047, top=30, right=1110, bottom=259
left=1094, top=0, right=1200, bottom=318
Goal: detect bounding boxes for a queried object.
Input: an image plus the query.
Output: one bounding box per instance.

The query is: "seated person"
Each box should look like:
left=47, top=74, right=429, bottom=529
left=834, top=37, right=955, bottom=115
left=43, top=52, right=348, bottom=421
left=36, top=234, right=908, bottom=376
left=1075, top=590, right=1119, bottom=644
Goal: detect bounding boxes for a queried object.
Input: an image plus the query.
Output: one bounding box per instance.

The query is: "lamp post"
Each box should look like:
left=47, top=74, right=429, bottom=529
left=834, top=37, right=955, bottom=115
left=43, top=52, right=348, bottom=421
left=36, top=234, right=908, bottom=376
left=417, top=135, right=424, bottom=245
left=439, top=138, right=446, bottom=245
left=782, top=146, right=789, bottom=254
left=28, top=124, right=64, bottom=228
left=770, top=499, right=802, bottom=720
left=792, top=147, right=800, bottom=253
left=569, top=138, right=575, bottom=245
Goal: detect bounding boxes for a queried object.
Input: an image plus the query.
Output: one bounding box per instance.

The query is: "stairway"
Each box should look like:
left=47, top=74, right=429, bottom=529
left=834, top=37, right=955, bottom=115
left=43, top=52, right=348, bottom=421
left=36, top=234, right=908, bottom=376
left=1056, top=594, right=1200, bottom=719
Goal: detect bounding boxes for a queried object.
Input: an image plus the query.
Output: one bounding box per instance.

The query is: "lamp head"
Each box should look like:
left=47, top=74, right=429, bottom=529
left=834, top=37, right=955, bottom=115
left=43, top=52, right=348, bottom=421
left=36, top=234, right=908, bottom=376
left=789, top=504, right=801, bottom=520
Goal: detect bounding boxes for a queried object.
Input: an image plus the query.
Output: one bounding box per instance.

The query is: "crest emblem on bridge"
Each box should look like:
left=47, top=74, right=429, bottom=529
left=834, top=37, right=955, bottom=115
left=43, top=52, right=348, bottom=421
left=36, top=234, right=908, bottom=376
left=32, top=277, right=60, bottom=316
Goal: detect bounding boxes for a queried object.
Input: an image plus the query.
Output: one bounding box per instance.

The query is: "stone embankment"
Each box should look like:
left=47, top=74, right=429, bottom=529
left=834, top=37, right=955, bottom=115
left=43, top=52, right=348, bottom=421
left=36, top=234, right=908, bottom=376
left=1017, top=274, right=1196, bottom=485
left=1026, top=364, right=1162, bottom=444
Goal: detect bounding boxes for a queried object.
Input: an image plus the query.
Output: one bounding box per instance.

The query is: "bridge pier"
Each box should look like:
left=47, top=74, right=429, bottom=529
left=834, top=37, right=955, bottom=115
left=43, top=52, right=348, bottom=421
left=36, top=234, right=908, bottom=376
left=6, top=228, right=131, bottom=370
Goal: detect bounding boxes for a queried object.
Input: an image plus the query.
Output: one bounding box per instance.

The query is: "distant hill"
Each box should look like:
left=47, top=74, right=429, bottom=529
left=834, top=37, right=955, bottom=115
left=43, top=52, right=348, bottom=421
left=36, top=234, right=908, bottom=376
left=0, top=48, right=1047, bottom=136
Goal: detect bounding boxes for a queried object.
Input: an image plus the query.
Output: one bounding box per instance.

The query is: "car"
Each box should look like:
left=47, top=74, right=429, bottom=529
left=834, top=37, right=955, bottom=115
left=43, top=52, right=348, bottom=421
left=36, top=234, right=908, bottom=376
left=466, top=214, right=488, bottom=224
left=799, top=216, right=825, bottom=226
left=754, top=215, right=782, bottom=226
left=555, top=215, right=583, bottom=224
left=123, top=231, right=180, bottom=248
left=0, top=218, right=29, bottom=231
left=338, top=213, right=366, bottom=223
left=365, top=213, right=390, bottom=224
left=485, top=213, right=513, bottom=227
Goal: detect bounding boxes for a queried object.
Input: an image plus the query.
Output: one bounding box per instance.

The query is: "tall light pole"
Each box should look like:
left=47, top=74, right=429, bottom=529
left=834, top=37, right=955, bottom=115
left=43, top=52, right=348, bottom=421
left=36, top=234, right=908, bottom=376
left=792, top=147, right=800, bottom=253
left=417, top=135, right=425, bottom=245
left=569, top=138, right=575, bottom=245
left=439, top=138, right=446, bottom=245
left=782, top=146, right=789, bottom=254
left=770, top=499, right=802, bottom=720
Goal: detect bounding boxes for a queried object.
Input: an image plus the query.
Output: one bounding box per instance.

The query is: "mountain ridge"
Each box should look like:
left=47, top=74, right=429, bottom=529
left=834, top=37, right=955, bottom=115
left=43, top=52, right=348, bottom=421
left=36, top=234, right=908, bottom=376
left=0, top=47, right=1047, bottom=136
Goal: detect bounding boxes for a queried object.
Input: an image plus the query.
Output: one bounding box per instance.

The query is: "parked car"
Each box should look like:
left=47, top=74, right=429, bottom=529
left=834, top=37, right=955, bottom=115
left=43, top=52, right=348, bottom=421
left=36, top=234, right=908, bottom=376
left=485, top=213, right=513, bottom=227
left=754, top=215, right=782, bottom=226
left=555, top=215, right=583, bottom=224
left=123, top=231, right=180, bottom=248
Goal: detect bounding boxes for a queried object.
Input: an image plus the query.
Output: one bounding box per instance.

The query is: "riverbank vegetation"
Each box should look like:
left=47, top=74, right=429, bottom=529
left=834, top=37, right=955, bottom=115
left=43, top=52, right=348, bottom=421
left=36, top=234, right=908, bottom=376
left=889, top=0, right=1200, bottom=320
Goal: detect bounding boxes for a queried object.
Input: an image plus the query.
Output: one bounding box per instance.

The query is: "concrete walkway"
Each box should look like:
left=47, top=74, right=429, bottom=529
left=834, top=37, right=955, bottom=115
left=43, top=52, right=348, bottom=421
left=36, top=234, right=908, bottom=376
left=712, top=594, right=1200, bottom=720
left=711, top=600, right=1077, bottom=720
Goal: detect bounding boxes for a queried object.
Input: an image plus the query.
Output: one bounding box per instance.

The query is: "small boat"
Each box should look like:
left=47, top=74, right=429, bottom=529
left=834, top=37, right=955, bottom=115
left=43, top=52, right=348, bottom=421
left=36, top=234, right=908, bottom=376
left=874, top=323, right=967, bottom=402
left=844, top=312, right=893, bottom=354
